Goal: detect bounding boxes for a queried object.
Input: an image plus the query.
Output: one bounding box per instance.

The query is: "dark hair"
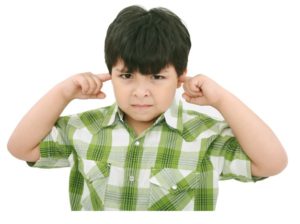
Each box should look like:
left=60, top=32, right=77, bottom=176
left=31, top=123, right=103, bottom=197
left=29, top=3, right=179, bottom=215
left=105, top=5, right=191, bottom=76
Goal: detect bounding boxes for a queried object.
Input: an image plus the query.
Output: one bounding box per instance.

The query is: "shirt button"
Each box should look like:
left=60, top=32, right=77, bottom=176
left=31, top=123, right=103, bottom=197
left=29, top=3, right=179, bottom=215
left=134, top=141, right=140, bottom=146
left=129, top=176, right=135, bottom=182
left=171, top=185, right=178, bottom=190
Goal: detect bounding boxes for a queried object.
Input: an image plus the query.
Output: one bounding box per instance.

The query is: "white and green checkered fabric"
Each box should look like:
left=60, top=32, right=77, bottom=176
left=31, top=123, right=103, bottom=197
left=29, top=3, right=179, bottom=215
left=28, top=100, right=260, bottom=211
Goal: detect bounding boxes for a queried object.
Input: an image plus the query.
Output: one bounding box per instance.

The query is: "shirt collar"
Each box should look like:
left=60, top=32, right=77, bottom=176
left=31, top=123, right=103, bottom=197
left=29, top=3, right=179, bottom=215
left=81, top=103, right=118, bottom=134
left=103, top=103, right=122, bottom=127
left=86, top=99, right=184, bottom=134
left=162, top=99, right=184, bottom=133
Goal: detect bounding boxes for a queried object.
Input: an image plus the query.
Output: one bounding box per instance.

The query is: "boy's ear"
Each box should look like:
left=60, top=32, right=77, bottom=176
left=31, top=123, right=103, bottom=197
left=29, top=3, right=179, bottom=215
left=177, top=69, right=187, bottom=88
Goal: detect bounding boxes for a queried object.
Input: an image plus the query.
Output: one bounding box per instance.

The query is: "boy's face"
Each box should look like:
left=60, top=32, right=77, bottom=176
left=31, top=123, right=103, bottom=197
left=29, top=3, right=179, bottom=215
left=111, top=60, right=184, bottom=131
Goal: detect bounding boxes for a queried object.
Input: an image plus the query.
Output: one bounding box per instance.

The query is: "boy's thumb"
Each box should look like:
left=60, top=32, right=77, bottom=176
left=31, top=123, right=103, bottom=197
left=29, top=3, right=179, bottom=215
left=96, top=92, right=106, bottom=99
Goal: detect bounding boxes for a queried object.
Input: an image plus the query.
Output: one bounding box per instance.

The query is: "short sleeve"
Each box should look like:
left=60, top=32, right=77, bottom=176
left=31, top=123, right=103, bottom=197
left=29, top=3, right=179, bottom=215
left=27, top=116, right=74, bottom=168
left=208, top=122, right=265, bottom=182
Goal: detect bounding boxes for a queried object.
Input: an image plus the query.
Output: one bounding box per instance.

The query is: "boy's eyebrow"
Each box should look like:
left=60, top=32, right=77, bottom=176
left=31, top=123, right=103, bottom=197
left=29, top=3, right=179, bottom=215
left=113, top=67, right=170, bottom=75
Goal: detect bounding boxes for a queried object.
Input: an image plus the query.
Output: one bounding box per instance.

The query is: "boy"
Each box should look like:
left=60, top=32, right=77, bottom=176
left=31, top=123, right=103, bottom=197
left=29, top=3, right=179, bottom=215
left=7, top=5, right=287, bottom=211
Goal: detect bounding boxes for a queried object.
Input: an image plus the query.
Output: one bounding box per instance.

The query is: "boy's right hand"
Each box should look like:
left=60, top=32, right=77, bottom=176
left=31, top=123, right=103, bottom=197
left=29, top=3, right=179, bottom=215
left=60, top=72, right=111, bottom=101
left=7, top=72, right=111, bottom=162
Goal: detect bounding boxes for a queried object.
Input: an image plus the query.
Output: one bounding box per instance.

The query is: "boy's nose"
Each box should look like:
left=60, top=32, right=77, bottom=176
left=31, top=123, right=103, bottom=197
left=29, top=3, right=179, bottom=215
left=132, top=80, right=151, bottom=98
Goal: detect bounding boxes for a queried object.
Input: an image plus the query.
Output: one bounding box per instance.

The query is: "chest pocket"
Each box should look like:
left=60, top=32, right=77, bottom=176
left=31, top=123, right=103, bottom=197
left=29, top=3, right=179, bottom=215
left=148, top=168, right=216, bottom=211
left=78, top=158, right=111, bottom=210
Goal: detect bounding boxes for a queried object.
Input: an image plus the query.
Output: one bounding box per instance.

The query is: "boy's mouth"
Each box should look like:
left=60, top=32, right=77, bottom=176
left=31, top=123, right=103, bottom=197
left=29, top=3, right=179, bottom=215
left=131, top=104, right=153, bottom=109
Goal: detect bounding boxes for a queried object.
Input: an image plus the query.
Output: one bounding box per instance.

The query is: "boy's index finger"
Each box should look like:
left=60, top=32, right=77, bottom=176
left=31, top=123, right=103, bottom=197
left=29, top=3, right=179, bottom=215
left=97, top=73, right=112, bottom=82
left=178, top=75, right=190, bottom=83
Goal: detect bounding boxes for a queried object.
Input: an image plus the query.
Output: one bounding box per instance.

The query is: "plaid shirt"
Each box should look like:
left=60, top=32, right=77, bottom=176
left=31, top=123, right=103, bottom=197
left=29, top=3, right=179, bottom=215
left=28, top=100, right=260, bottom=211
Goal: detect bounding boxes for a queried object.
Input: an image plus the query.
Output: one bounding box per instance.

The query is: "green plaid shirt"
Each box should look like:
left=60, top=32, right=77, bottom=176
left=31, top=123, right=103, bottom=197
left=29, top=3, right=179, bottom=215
left=29, top=100, right=260, bottom=211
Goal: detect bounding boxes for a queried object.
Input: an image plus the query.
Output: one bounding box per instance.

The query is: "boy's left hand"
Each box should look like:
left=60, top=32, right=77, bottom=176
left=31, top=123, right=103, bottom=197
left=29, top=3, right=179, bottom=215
left=180, top=74, right=228, bottom=108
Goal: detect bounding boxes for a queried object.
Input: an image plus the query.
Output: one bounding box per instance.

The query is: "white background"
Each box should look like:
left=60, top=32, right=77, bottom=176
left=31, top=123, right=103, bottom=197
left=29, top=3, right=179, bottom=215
left=1, top=0, right=299, bottom=223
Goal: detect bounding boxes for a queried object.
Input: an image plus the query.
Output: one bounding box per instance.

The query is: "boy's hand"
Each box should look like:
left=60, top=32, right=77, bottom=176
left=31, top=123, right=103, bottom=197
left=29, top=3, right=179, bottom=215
left=180, top=74, right=228, bottom=108
left=60, top=72, right=111, bottom=101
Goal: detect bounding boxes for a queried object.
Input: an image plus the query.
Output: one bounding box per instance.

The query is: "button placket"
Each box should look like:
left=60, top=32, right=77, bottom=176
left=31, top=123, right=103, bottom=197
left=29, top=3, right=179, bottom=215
left=125, top=138, right=143, bottom=186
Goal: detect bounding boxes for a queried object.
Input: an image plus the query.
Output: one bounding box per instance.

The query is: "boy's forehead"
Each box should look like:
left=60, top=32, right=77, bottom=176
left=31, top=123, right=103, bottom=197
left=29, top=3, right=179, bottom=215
left=112, top=60, right=130, bottom=72
left=114, top=59, right=126, bottom=69
left=113, top=60, right=173, bottom=74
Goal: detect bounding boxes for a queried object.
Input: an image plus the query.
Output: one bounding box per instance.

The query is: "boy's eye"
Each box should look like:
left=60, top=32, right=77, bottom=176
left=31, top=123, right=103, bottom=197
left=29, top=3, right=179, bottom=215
left=119, top=73, right=132, bottom=79
left=152, top=74, right=165, bottom=80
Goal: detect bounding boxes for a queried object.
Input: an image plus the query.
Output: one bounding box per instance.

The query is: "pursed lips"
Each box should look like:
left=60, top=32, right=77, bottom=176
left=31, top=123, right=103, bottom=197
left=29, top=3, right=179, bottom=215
left=131, top=104, right=153, bottom=108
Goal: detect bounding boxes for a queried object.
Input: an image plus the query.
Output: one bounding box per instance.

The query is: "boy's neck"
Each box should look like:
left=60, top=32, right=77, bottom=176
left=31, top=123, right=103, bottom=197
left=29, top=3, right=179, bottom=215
left=124, top=116, right=156, bottom=137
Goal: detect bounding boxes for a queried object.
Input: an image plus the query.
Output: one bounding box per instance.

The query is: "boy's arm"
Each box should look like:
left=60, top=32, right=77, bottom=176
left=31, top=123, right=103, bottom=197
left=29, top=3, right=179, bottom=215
left=181, top=74, right=288, bottom=177
left=7, top=73, right=111, bottom=162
